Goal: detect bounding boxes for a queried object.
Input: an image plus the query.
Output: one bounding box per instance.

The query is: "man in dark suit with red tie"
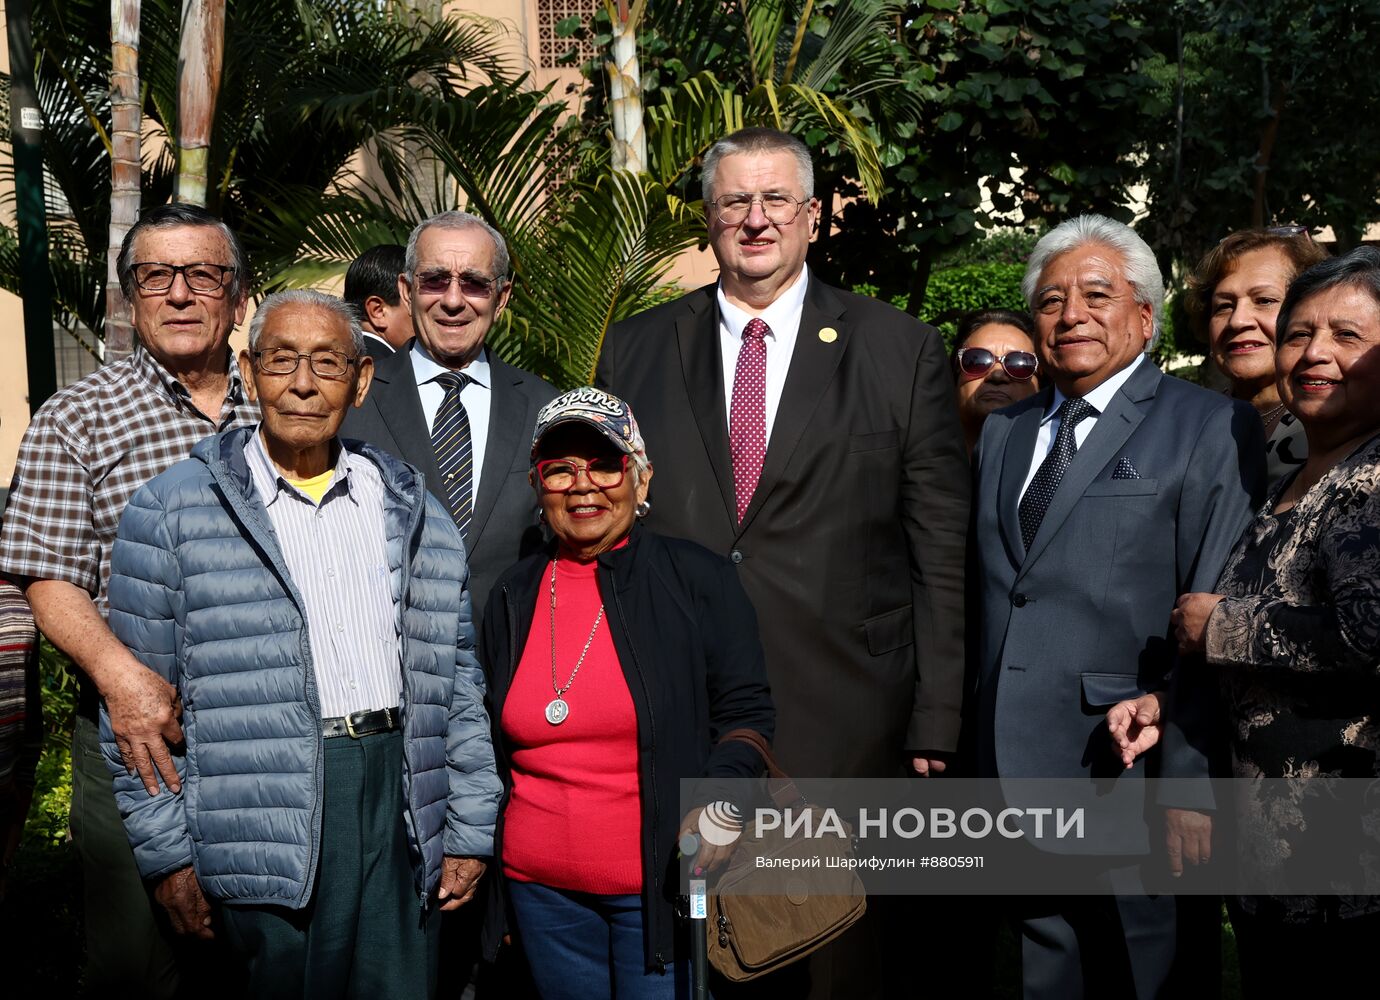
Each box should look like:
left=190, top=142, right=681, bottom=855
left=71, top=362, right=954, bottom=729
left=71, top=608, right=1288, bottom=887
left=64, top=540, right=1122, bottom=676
left=595, top=128, right=969, bottom=996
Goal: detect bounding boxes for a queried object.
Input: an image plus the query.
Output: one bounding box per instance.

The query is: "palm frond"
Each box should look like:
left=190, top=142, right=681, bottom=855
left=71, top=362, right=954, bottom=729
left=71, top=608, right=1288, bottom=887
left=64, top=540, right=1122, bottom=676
left=495, top=172, right=704, bottom=387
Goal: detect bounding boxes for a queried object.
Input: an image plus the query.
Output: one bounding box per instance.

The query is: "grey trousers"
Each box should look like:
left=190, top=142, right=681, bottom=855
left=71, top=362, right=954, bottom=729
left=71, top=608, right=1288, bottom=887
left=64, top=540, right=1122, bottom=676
left=70, top=714, right=181, bottom=998
left=218, top=731, right=440, bottom=999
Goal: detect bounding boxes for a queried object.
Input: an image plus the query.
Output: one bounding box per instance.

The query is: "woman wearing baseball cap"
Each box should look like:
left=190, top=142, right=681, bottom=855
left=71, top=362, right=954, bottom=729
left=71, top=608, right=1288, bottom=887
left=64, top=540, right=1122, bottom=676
left=476, top=387, right=775, bottom=998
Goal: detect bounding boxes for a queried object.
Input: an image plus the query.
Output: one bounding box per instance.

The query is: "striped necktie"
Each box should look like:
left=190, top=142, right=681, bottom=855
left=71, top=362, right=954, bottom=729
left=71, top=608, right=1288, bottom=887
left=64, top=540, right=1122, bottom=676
left=431, top=371, right=475, bottom=537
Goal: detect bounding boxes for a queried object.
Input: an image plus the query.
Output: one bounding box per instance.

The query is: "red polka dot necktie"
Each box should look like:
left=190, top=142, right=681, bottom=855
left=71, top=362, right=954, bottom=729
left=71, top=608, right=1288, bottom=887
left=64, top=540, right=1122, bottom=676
left=730, top=317, right=770, bottom=523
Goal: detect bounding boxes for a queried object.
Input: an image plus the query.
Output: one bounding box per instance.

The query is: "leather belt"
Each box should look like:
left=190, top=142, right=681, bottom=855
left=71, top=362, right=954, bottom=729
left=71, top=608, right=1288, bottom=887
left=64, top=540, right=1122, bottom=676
left=322, top=706, right=399, bottom=739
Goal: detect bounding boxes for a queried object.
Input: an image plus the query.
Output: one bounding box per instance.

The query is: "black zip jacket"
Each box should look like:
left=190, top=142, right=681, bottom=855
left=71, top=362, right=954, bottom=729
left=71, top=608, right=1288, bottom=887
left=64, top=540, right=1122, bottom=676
left=478, top=524, right=775, bottom=972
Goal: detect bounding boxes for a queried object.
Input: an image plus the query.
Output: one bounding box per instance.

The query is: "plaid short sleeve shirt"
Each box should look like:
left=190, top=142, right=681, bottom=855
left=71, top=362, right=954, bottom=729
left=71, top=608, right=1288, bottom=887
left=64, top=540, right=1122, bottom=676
left=0, top=346, right=258, bottom=614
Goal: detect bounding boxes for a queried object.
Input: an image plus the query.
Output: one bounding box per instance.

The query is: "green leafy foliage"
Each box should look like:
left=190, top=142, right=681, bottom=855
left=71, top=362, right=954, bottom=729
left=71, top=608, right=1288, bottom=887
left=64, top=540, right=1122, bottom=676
left=813, top=0, right=1165, bottom=312
left=0, top=1, right=705, bottom=389
left=1139, top=0, right=1380, bottom=271
left=921, top=263, right=1028, bottom=342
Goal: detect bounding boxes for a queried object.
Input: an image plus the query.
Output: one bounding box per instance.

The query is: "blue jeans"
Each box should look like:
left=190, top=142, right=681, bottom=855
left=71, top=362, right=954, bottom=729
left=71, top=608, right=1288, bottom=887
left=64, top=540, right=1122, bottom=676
left=507, top=881, right=690, bottom=999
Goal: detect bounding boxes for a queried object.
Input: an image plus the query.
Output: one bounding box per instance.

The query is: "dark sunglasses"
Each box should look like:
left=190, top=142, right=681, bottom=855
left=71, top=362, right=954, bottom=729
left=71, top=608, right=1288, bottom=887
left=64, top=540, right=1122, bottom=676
left=956, top=347, right=1039, bottom=381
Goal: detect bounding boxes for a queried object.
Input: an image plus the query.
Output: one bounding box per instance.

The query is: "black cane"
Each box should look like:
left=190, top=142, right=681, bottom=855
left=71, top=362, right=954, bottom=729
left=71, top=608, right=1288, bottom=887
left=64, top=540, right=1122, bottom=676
left=679, top=831, right=709, bottom=998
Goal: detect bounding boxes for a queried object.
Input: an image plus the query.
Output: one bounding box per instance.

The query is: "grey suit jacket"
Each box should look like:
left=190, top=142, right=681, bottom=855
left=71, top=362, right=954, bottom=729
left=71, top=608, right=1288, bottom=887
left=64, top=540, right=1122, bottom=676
left=969, top=359, right=1264, bottom=851
left=342, top=344, right=558, bottom=616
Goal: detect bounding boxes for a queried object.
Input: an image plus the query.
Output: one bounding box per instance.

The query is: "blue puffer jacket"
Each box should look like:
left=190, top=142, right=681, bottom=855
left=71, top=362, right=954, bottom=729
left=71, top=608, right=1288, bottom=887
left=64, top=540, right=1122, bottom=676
left=100, top=426, right=501, bottom=908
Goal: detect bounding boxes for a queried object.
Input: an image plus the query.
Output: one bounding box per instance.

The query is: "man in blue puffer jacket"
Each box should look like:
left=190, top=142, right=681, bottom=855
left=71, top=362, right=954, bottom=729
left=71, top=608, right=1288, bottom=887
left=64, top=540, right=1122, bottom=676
left=100, top=289, right=501, bottom=998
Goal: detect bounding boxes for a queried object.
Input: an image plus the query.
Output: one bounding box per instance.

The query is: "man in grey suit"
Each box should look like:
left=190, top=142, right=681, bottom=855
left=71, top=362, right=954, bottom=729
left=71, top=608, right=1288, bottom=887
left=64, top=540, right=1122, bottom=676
left=341, top=212, right=557, bottom=615
left=969, top=215, right=1265, bottom=998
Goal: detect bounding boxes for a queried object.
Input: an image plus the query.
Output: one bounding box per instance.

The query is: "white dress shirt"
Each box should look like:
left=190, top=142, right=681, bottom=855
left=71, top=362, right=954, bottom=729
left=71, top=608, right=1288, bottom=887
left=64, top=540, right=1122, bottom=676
left=717, top=266, right=809, bottom=444
left=1019, top=352, right=1146, bottom=500
left=410, top=341, right=492, bottom=507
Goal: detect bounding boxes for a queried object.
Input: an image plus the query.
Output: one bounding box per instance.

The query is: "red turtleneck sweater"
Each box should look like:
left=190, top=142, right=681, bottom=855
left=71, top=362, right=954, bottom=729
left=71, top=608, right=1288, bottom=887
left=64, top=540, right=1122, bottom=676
left=501, top=554, right=642, bottom=894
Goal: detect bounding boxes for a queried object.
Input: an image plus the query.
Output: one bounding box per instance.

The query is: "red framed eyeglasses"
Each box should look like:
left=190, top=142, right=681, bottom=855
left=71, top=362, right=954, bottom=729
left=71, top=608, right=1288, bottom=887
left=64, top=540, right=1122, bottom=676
left=534, top=455, right=628, bottom=492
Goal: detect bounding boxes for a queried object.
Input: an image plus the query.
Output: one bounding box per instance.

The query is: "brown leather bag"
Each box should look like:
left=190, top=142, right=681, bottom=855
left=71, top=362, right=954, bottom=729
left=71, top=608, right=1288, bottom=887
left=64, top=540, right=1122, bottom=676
left=704, top=728, right=867, bottom=982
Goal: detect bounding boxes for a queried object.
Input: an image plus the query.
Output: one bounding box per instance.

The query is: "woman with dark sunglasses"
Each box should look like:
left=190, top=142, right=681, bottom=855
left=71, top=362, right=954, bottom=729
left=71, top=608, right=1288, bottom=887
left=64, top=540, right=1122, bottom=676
left=949, top=308, right=1042, bottom=454
left=476, top=388, right=774, bottom=999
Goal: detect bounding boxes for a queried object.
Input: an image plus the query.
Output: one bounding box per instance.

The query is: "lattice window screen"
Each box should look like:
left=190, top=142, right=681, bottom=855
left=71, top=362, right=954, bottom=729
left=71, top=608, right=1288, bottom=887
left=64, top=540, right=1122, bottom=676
left=536, top=0, right=599, bottom=68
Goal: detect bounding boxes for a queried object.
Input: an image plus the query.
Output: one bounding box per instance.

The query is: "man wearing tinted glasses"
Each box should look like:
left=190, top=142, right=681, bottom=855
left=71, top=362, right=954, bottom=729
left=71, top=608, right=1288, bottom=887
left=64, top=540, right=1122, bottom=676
left=343, top=211, right=558, bottom=618
left=1, top=204, right=259, bottom=995
left=967, top=215, right=1266, bottom=998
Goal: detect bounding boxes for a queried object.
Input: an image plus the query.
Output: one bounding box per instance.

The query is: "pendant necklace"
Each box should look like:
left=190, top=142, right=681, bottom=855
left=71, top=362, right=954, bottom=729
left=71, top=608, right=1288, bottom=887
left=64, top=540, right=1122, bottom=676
left=545, top=556, right=604, bottom=725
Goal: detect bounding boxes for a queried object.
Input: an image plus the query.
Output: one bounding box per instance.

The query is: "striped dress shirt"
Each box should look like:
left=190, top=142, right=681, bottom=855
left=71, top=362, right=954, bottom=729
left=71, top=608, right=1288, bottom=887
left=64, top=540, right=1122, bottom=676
left=245, top=431, right=402, bottom=718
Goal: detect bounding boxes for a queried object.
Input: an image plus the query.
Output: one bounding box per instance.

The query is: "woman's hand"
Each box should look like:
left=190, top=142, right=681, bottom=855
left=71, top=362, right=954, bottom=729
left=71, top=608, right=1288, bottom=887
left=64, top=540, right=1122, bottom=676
left=1106, top=692, right=1164, bottom=769
left=1170, top=593, right=1225, bottom=655
left=677, top=805, right=741, bottom=876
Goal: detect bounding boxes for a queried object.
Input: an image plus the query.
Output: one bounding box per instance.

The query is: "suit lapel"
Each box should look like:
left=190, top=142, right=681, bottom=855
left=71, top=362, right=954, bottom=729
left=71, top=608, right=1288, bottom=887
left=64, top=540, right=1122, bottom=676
left=676, top=288, right=738, bottom=531
left=469, top=356, right=524, bottom=551
left=737, top=277, right=848, bottom=534
left=1018, top=361, right=1162, bottom=577
left=997, top=393, right=1048, bottom=565
left=369, top=348, right=447, bottom=502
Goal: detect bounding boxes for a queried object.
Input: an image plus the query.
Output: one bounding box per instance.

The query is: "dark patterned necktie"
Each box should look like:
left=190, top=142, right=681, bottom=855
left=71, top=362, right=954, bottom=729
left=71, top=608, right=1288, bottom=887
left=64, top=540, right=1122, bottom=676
left=431, top=371, right=474, bottom=537
left=730, top=317, right=770, bottom=523
left=1018, top=397, right=1095, bottom=549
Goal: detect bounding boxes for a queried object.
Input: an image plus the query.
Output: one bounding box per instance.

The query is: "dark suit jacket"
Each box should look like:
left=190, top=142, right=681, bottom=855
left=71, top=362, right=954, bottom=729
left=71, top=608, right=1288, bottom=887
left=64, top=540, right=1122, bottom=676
left=969, top=359, right=1264, bottom=851
left=595, top=275, right=969, bottom=778
left=361, top=333, right=395, bottom=357
left=342, top=344, right=557, bottom=616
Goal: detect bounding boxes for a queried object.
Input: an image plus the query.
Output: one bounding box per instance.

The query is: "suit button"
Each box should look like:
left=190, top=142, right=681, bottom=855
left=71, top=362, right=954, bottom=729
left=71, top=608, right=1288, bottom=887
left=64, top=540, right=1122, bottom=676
left=1012, top=593, right=1027, bottom=608
left=730, top=550, right=744, bottom=564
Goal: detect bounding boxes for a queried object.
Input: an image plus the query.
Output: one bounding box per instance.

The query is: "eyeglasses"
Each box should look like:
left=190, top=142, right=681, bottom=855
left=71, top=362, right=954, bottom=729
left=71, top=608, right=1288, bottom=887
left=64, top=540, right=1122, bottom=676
left=711, top=193, right=809, bottom=226
left=253, top=348, right=359, bottom=380
left=130, top=262, right=235, bottom=292
left=956, top=347, right=1039, bottom=381
left=413, top=269, right=503, bottom=298
left=535, top=455, right=628, bottom=492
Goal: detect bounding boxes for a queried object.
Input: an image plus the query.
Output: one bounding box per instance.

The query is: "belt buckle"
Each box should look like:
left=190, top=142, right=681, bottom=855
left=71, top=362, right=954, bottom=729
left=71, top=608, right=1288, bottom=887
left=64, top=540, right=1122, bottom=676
left=345, top=711, right=361, bottom=739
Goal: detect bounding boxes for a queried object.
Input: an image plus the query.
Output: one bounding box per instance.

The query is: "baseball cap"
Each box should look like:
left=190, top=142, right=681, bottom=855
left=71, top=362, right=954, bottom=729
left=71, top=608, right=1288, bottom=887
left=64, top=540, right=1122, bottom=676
left=531, top=387, right=649, bottom=470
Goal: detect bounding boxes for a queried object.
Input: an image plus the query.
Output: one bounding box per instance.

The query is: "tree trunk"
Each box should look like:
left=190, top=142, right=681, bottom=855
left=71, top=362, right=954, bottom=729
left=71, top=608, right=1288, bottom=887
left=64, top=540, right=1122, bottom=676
left=106, top=0, right=142, bottom=361
left=606, top=0, right=647, bottom=173
left=175, top=0, right=225, bottom=207
left=1250, top=67, right=1287, bottom=230
left=7, top=0, right=58, bottom=409
left=905, top=245, right=935, bottom=319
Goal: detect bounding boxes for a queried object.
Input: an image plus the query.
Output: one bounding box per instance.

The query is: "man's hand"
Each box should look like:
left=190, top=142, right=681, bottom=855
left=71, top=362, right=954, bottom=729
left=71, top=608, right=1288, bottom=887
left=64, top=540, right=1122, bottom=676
left=105, top=664, right=184, bottom=796
left=911, top=757, right=948, bottom=777
left=24, top=579, right=184, bottom=795
left=1164, top=808, right=1212, bottom=877
left=1170, top=593, right=1225, bottom=656
left=437, top=856, right=486, bottom=911
left=1106, top=692, right=1164, bottom=769
left=155, top=865, right=214, bottom=939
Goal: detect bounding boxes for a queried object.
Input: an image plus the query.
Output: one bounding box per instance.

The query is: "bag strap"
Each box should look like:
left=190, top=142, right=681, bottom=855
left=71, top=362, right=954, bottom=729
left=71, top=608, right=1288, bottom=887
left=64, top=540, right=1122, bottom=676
left=718, top=728, right=806, bottom=811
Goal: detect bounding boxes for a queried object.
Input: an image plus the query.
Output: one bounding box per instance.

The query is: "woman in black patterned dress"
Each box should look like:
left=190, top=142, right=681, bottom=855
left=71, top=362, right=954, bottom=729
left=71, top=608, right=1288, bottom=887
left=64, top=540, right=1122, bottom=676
left=1170, top=247, right=1380, bottom=995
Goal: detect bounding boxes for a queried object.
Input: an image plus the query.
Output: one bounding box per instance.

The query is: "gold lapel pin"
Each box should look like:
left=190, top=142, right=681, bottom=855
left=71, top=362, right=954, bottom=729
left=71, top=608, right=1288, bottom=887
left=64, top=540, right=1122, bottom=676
left=818, top=326, right=838, bottom=343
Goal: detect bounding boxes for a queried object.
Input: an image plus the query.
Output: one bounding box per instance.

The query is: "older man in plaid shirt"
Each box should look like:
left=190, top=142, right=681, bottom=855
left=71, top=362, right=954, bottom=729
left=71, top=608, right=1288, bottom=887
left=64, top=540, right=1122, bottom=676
left=0, top=204, right=258, bottom=995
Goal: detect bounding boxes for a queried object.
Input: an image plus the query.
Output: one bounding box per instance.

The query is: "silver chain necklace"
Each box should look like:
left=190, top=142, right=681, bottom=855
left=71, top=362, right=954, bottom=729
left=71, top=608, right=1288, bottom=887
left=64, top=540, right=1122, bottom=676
left=545, top=556, right=605, bottom=725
